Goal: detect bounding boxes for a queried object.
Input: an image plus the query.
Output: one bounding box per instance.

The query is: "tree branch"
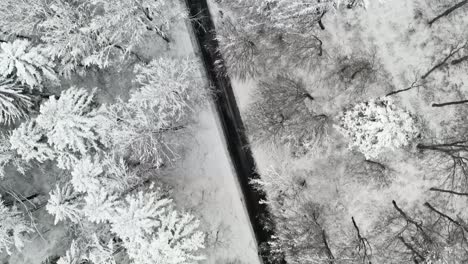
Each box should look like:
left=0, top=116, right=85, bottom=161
left=398, top=236, right=425, bottom=263
left=321, top=229, right=335, bottom=263
left=429, top=187, right=468, bottom=196
left=386, top=81, right=422, bottom=97
left=424, top=202, right=467, bottom=232
left=421, top=43, right=467, bottom=80
left=428, top=0, right=468, bottom=26
left=432, top=99, right=468, bottom=107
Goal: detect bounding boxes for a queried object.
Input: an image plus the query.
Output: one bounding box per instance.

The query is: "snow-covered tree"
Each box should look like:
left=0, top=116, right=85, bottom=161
left=70, top=156, right=103, bottom=194
left=339, top=97, right=419, bottom=159
left=245, top=75, right=330, bottom=156
left=216, top=4, right=325, bottom=79
left=0, top=39, right=58, bottom=88
left=100, top=101, right=180, bottom=166
left=130, top=57, right=207, bottom=123
left=111, top=191, right=171, bottom=240
left=215, top=18, right=262, bottom=79
left=112, top=191, right=205, bottom=264
left=0, top=0, right=187, bottom=74
left=36, top=87, right=101, bottom=156
left=10, top=87, right=103, bottom=169
left=95, top=57, right=207, bottom=165
left=0, top=134, right=27, bottom=179
left=9, top=120, right=56, bottom=163
left=90, top=0, right=187, bottom=46
left=46, top=184, right=83, bottom=225
left=0, top=196, right=33, bottom=255
left=0, top=78, right=33, bottom=125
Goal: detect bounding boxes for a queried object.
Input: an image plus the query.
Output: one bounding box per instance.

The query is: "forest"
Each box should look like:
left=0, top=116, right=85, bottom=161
left=1, top=0, right=468, bottom=264
left=212, top=0, right=468, bottom=263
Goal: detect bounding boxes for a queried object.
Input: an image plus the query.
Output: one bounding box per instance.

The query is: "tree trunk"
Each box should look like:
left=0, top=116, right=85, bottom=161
left=428, top=0, right=468, bottom=26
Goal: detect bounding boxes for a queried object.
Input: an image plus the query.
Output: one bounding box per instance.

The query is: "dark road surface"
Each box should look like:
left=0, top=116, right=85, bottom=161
left=184, top=0, right=282, bottom=263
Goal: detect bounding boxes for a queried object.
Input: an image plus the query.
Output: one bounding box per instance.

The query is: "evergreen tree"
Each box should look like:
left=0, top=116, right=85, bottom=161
left=0, top=39, right=58, bottom=88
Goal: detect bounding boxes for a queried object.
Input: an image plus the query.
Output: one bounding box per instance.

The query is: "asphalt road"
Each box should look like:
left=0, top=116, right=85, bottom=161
left=183, top=0, right=283, bottom=263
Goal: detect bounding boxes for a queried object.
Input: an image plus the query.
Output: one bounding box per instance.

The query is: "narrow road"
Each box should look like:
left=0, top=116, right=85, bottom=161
left=183, top=0, right=280, bottom=263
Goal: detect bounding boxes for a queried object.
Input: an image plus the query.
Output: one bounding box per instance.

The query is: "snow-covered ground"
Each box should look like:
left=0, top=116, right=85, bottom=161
left=162, top=108, right=261, bottom=264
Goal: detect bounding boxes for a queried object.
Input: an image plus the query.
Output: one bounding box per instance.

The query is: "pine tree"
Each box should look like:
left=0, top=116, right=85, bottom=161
left=46, top=184, right=83, bottom=225
left=0, top=196, right=33, bottom=255
left=130, top=57, right=207, bottom=123
left=0, top=133, right=28, bottom=179
left=0, top=78, right=33, bottom=125
left=70, top=156, right=103, bottom=193
left=123, top=210, right=205, bottom=264
left=111, top=191, right=172, bottom=241
left=0, top=39, right=58, bottom=88
left=112, top=191, right=205, bottom=264
left=9, top=120, right=56, bottom=163
left=99, top=101, right=180, bottom=166
left=83, top=189, right=120, bottom=224
left=0, top=0, right=187, bottom=74
left=10, top=87, right=104, bottom=169
left=36, top=87, right=101, bottom=156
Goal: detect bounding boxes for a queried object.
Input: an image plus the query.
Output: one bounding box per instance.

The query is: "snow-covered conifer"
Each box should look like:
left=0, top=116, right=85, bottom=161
left=0, top=78, right=33, bottom=125
left=99, top=102, right=179, bottom=166
left=130, top=57, right=207, bottom=123
left=0, top=0, right=187, bottom=74
left=70, top=157, right=103, bottom=193
left=123, top=210, right=205, bottom=264
left=83, top=189, right=120, bottom=224
left=9, top=120, right=55, bottom=163
left=112, top=191, right=205, bottom=264
left=10, top=87, right=103, bottom=169
left=46, top=184, right=83, bottom=225
left=339, top=97, right=419, bottom=159
left=36, top=87, right=101, bottom=156
left=111, top=191, right=172, bottom=241
left=0, top=196, right=33, bottom=255
left=0, top=40, right=57, bottom=88
left=0, top=134, right=28, bottom=179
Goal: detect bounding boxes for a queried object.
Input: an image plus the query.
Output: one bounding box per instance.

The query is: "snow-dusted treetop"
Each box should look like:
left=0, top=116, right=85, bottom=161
left=10, top=87, right=104, bottom=170
left=0, top=39, right=57, bottom=88
left=130, top=57, right=207, bottom=123
left=339, top=97, right=419, bottom=159
left=0, top=79, right=33, bottom=125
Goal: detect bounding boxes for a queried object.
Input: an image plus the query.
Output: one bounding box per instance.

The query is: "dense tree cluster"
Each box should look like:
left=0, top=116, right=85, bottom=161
left=0, top=1, right=207, bottom=262
left=215, top=0, right=468, bottom=263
